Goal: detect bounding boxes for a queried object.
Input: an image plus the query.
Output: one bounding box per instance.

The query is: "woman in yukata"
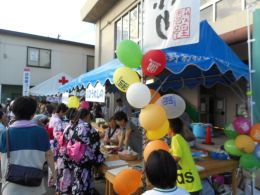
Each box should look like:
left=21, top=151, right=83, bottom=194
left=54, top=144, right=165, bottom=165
left=58, top=108, right=104, bottom=195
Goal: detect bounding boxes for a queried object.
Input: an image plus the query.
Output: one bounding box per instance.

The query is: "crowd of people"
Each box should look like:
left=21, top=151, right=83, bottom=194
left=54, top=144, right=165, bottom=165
left=0, top=96, right=202, bottom=195
left=0, top=97, right=106, bottom=195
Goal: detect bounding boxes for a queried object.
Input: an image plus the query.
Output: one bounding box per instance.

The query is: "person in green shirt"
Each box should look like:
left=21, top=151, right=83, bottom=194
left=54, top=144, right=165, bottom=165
left=168, top=118, right=202, bottom=195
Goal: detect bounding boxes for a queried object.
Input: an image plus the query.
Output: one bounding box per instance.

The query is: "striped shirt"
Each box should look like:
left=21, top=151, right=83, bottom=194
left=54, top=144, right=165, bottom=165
left=0, top=120, right=50, bottom=195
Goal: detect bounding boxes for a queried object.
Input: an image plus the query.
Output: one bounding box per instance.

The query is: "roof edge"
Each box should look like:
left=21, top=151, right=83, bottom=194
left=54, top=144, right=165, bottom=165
left=0, top=29, right=94, bottom=48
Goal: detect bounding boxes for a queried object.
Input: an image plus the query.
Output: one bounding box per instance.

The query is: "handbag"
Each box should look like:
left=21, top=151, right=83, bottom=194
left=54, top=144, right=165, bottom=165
left=5, top=128, right=45, bottom=187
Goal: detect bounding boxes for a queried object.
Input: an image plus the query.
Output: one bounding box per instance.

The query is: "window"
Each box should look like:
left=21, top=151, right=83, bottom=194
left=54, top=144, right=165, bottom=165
left=201, top=5, right=213, bottom=21
left=115, top=3, right=142, bottom=49
left=216, top=0, right=242, bottom=20
left=200, top=0, right=246, bottom=22
left=138, top=3, right=143, bottom=44
left=130, top=7, right=139, bottom=42
left=116, top=19, right=123, bottom=46
left=201, top=0, right=213, bottom=6
left=86, top=55, right=94, bottom=72
left=122, top=14, right=129, bottom=40
left=27, top=47, right=51, bottom=68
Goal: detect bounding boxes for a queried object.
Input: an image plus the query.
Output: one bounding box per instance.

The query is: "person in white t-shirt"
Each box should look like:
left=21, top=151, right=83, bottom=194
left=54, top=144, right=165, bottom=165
left=114, top=98, right=128, bottom=114
left=142, top=150, right=190, bottom=195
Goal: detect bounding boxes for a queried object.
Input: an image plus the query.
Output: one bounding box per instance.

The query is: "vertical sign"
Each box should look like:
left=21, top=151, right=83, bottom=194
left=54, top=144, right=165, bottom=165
left=22, top=67, right=30, bottom=96
left=143, top=0, right=200, bottom=51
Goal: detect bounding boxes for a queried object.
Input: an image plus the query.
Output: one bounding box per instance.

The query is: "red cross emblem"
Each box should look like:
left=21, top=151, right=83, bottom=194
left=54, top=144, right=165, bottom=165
left=59, top=76, right=68, bottom=85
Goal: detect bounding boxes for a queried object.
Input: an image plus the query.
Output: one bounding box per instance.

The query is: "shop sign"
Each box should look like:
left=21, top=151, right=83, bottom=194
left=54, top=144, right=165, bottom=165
left=85, top=83, right=105, bottom=103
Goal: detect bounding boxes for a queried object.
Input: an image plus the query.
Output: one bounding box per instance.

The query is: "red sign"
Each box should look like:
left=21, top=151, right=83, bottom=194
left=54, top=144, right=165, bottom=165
left=172, top=7, right=191, bottom=40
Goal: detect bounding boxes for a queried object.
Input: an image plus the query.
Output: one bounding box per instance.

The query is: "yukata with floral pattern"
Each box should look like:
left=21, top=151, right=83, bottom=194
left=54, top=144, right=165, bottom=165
left=49, top=113, right=64, bottom=159
left=48, top=113, right=69, bottom=187
left=57, top=119, right=104, bottom=195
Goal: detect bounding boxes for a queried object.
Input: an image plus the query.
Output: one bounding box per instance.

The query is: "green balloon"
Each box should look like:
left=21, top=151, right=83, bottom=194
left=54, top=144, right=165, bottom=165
left=116, top=40, right=142, bottom=68
left=224, top=139, right=243, bottom=156
left=240, top=154, right=260, bottom=171
left=224, top=123, right=239, bottom=139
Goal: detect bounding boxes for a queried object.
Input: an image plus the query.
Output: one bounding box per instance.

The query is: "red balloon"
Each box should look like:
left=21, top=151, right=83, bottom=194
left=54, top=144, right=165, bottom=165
left=141, top=50, right=167, bottom=76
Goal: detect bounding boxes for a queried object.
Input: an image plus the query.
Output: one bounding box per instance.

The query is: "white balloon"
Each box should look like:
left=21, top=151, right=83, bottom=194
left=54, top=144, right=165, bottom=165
left=126, top=83, right=151, bottom=108
left=156, top=94, right=186, bottom=119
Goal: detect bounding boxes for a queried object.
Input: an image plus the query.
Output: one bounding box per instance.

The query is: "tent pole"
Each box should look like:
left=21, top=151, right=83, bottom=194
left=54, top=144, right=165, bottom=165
left=246, top=3, right=255, bottom=125
left=140, top=0, right=148, bottom=193
left=246, top=2, right=256, bottom=195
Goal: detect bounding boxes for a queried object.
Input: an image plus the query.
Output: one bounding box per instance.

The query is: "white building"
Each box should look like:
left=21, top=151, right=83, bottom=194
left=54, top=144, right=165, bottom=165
left=0, top=29, right=94, bottom=103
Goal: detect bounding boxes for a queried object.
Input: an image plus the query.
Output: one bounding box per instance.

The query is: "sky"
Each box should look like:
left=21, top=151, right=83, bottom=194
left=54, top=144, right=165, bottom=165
left=0, top=0, right=96, bottom=45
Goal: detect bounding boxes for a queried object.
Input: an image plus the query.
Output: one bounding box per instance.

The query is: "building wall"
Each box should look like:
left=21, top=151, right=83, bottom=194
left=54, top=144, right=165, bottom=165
left=209, top=2, right=260, bottom=35
left=0, top=33, right=94, bottom=102
left=178, top=87, right=200, bottom=110
left=95, top=0, right=138, bottom=67
left=100, top=25, right=115, bottom=65
left=216, top=80, right=247, bottom=123
left=94, top=0, right=260, bottom=67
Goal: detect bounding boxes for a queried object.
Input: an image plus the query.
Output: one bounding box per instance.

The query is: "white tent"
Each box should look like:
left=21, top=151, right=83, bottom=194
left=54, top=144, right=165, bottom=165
left=30, top=72, right=73, bottom=96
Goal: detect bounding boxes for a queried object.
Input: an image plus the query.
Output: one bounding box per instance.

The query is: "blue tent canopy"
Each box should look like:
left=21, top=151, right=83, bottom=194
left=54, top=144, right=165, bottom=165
left=59, top=21, right=249, bottom=93
left=58, top=59, right=122, bottom=93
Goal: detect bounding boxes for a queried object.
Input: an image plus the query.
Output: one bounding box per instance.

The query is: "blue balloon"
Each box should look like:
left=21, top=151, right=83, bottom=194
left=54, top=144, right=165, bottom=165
left=254, top=144, right=260, bottom=160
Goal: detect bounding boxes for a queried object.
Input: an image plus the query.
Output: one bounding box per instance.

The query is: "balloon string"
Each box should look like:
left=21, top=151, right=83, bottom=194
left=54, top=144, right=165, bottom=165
left=150, top=75, right=170, bottom=101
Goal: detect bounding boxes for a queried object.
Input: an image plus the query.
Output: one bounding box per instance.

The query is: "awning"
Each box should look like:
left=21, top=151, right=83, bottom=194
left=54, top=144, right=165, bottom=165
left=58, top=59, right=123, bottom=92
left=30, top=72, right=73, bottom=96
left=58, top=21, right=249, bottom=93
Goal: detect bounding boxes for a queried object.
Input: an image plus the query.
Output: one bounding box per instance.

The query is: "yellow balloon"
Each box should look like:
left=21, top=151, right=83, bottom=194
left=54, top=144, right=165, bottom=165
left=139, top=104, right=167, bottom=131
left=146, top=120, right=169, bottom=140
left=113, top=67, right=140, bottom=92
left=235, top=135, right=256, bottom=153
left=68, top=96, right=80, bottom=108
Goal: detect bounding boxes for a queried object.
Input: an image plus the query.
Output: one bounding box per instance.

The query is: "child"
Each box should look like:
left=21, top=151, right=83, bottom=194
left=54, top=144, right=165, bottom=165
left=168, top=118, right=202, bottom=195
left=143, top=150, right=189, bottom=195
left=103, top=116, right=121, bottom=146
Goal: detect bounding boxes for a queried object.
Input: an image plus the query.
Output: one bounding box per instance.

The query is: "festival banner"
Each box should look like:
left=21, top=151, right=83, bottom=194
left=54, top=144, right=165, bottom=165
left=85, top=83, right=105, bottom=103
left=143, top=0, right=200, bottom=51
left=22, top=67, right=31, bottom=96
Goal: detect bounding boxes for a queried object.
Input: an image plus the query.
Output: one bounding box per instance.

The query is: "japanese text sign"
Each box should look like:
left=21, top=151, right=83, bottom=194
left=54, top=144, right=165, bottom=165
left=143, top=0, right=200, bottom=51
left=85, top=83, right=105, bottom=103
left=23, top=67, right=31, bottom=96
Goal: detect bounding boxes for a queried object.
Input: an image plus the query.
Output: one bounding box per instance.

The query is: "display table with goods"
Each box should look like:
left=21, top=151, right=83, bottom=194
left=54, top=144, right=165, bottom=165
left=101, top=152, right=238, bottom=195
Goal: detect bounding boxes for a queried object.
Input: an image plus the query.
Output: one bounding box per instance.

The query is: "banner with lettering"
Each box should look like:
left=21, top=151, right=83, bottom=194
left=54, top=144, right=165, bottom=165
left=143, top=0, right=200, bottom=51
left=85, top=83, right=105, bottom=103
left=22, top=67, right=31, bottom=96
